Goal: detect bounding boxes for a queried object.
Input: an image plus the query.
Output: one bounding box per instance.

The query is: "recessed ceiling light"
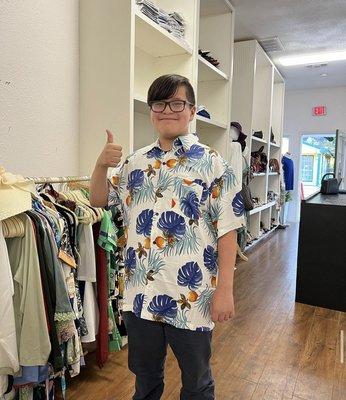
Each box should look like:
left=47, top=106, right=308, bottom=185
left=279, top=51, right=346, bottom=66
left=320, top=73, right=328, bottom=77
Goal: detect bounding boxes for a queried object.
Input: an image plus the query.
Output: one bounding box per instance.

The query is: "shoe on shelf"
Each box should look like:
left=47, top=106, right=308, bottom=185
left=253, top=130, right=264, bottom=139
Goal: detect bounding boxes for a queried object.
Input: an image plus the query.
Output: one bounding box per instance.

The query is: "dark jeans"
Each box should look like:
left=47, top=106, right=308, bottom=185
left=122, top=312, right=215, bottom=400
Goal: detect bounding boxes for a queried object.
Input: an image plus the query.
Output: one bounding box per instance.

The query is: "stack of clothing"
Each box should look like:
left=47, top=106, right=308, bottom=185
left=136, top=0, right=186, bottom=40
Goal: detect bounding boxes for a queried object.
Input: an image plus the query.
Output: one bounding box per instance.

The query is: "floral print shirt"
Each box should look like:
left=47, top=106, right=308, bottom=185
left=107, top=133, right=245, bottom=331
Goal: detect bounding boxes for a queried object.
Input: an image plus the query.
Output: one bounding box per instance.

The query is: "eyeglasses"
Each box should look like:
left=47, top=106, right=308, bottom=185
left=148, top=100, right=194, bottom=113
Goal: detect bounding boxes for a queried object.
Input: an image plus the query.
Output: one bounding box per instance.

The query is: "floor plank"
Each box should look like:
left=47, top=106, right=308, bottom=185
left=60, top=224, right=345, bottom=400
left=294, top=316, right=340, bottom=400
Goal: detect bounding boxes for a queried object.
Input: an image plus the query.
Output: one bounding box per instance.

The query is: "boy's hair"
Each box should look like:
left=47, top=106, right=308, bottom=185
left=147, top=74, right=196, bottom=106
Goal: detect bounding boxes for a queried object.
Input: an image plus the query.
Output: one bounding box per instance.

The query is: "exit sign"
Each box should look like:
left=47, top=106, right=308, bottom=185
left=313, top=106, right=327, bottom=116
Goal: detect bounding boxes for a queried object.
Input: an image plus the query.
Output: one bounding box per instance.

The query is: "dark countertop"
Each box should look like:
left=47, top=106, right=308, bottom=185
left=306, top=192, right=346, bottom=207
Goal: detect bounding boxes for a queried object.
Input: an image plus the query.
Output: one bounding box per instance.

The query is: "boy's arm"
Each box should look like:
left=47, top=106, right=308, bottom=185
left=90, top=130, right=122, bottom=207
left=211, top=230, right=237, bottom=322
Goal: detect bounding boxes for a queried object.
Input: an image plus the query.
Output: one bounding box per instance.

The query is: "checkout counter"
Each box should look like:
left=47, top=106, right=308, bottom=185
left=296, top=192, right=346, bottom=312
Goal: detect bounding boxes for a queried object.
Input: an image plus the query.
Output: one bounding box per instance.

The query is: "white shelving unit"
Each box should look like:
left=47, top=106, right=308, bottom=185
left=231, top=40, right=285, bottom=251
left=79, top=0, right=235, bottom=174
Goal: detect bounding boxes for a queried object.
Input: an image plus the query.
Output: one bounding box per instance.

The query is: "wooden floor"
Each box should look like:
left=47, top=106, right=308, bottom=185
left=63, top=224, right=345, bottom=399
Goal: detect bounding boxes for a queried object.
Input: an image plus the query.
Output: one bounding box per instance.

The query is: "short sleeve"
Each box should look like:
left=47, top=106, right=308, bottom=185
left=107, top=159, right=128, bottom=209
left=208, top=154, right=245, bottom=239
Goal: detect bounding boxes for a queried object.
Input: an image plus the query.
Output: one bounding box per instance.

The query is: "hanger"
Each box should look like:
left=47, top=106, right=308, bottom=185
left=2, top=215, right=25, bottom=238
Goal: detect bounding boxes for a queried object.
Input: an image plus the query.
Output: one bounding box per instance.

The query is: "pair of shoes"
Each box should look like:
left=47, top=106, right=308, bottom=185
left=199, top=49, right=220, bottom=67
left=252, top=197, right=264, bottom=207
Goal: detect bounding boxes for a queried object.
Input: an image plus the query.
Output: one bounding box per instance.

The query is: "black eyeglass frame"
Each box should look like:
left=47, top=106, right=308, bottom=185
left=148, top=100, right=194, bottom=113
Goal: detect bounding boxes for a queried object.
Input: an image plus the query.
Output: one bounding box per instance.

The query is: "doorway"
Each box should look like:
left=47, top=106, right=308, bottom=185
left=300, top=133, right=336, bottom=198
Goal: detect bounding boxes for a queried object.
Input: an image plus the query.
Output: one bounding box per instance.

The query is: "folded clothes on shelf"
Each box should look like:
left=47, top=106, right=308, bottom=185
left=136, top=0, right=186, bottom=40
left=197, top=105, right=211, bottom=119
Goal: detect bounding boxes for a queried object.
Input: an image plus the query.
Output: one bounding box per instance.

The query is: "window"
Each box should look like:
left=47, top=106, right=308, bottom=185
left=301, top=155, right=314, bottom=182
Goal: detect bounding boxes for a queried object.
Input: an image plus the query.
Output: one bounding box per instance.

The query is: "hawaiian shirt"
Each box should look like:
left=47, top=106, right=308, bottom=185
left=107, top=133, right=245, bottom=331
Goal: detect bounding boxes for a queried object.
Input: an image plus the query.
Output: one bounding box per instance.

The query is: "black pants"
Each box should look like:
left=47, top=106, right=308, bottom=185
left=123, top=312, right=215, bottom=400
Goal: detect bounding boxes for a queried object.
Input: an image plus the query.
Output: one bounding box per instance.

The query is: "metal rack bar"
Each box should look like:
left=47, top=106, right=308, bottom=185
left=26, top=176, right=91, bottom=184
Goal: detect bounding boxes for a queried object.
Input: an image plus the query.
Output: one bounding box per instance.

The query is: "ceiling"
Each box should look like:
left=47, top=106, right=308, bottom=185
left=232, top=0, right=346, bottom=90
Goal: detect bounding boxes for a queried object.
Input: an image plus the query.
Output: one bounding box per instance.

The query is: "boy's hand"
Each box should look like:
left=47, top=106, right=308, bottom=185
left=96, top=130, right=122, bottom=169
left=210, top=287, right=235, bottom=323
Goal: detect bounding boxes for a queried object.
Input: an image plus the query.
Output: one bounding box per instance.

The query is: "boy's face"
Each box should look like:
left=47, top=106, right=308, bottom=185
left=150, top=85, right=196, bottom=139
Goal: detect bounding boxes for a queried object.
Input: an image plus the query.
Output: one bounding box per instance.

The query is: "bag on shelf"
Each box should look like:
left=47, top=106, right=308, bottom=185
left=320, top=173, right=341, bottom=195
left=269, top=158, right=280, bottom=173
left=251, top=146, right=267, bottom=173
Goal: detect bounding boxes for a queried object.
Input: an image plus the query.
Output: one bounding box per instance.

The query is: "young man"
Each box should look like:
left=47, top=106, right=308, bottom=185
left=90, top=74, right=245, bottom=400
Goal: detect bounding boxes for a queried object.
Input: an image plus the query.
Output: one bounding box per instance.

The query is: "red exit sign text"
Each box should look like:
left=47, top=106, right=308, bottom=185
left=313, top=106, right=327, bottom=116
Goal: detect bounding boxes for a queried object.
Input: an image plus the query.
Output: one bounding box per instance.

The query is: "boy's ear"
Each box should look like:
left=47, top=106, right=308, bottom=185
left=189, top=105, right=196, bottom=121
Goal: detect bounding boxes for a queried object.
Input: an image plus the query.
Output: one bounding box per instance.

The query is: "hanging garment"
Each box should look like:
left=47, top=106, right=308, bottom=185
left=0, top=222, right=19, bottom=381
left=78, top=223, right=99, bottom=343
left=282, top=155, right=294, bottom=191
left=5, top=213, right=51, bottom=366
left=98, top=209, right=122, bottom=352
left=93, top=222, right=109, bottom=368
left=26, top=211, right=63, bottom=371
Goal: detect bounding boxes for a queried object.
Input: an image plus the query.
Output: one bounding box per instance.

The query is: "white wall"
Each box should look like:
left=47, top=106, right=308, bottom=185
left=0, top=0, right=79, bottom=177
left=283, top=86, right=346, bottom=222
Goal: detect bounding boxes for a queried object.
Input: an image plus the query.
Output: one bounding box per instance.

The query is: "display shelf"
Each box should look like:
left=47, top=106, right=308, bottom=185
left=196, top=114, right=227, bottom=129
left=270, top=142, right=281, bottom=148
left=134, top=94, right=149, bottom=115
left=200, top=0, right=233, bottom=16
left=198, top=55, right=229, bottom=81
left=253, top=172, right=266, bottom=177
left=135, top=9, right=193, bottom=57
left=252, top=136, right=267, bottom=144
left=231, top=39, right=285, bottom=253
left=245, top=225, right=278, bottom=252
left=248, top=201, right=276, bottom=215
left=80, top=0, right=237, bottom=169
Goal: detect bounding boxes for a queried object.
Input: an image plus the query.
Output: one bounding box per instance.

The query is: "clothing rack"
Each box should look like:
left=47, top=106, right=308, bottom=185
left=25, top=175, right=91, bottom=184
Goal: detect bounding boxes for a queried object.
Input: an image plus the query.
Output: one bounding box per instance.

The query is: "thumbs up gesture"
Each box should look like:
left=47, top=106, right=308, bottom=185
left=96, top=129, right=123, bottom=169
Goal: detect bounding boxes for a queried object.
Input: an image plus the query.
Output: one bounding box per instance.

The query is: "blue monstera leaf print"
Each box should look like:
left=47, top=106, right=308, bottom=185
left=203, top=245, right=218, bottom=275
left=133, top=293, right=145, bottom=318
left=157, top=211, right=186, bottom=238
left=127, top=169, right=145, bottom=191
left=125, top=247, right=136, bottom=271
left=146, top=146, right=164, bottom=159
left=177, top=261, right=203, bottom=291
left=175, top=144, right=205, bottom=160
left=147, top=295, right=178, bottom=320
left=193, top=179, right=209, bottom=203
left=136, top=209, right=154, bottom=237
left=186, top=144, right=205, bottom=159
left=181, top=191, right=200, bottom=220
left=232, top=191, right=245, bottom=217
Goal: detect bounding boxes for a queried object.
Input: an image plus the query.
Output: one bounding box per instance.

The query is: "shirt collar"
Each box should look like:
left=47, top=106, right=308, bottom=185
left=142, top=133, right=199, bottom=155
